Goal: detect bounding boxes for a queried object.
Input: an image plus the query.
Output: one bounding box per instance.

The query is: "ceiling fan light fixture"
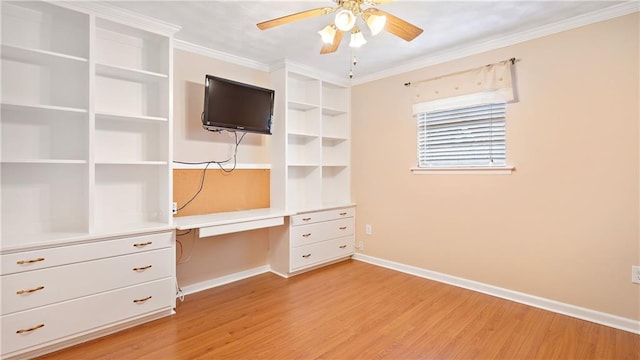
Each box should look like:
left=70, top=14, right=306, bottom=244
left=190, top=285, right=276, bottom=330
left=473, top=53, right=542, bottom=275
left=318, top=24, right=337, bottom=44
left=335, top=9, right=356, bottom=31
left=364, top=12, right=387, bottom=36
left=349, top=27, right=367, bottom=48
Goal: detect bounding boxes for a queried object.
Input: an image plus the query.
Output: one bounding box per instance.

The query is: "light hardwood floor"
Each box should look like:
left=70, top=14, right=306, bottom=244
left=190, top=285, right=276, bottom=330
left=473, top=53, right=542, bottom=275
left=40, top=260, right=638, bottom=359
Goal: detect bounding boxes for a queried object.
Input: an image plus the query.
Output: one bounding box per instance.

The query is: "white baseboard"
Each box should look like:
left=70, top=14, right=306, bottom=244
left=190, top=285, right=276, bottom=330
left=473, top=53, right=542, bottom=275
left=179, top=265, right=271, bottom=296
left=353, top=253, right=640, bottom=334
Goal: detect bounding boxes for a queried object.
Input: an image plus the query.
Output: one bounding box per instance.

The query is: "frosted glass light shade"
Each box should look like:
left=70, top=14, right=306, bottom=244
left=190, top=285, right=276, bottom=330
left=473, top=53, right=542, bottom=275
left=335, top=9, right=356, bottom=31
left=318, top=24, right=337, bottom=44
left=365, top=13, right=386, bottom=35
left=349, top=29, right=367, bottom=48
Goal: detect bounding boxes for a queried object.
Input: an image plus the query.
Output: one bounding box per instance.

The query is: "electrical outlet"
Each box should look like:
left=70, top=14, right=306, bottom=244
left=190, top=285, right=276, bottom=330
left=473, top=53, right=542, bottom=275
left=172, top=202, right=178, bottom=215
left=365, top=224, right=372, bottom=235
left=632, top=265, right=640, bottom=284
left=358, top=240, right=364, bottom=250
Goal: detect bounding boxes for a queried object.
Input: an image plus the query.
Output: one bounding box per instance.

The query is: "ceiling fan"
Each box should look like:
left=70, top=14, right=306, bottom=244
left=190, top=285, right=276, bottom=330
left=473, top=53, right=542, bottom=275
left=256, top=0, right=424, bottom=54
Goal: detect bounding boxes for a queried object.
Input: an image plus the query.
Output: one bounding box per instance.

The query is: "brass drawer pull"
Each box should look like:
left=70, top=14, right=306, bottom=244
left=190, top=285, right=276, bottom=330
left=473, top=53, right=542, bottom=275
left=133, top=241, right=152, bottom=248
left=16, top=286, right=45, bottom=295
left=339, top=212, right=348, bottom=216
left=339, top=226, right=347, bottom=230
left=302, top=254, right=311, bottom=258
left=16, top=323, right=45, bottom=334
left=339, top=245, right=347, bottom=249
left=302, top=217, right=311, bottom=222
left=133, top=265, right=153, bottom=272
left=302, top=233, right=311, bottom=238
left=16, top=257, right=45, bottom=265
left=133, top=296, right=152, bottom=304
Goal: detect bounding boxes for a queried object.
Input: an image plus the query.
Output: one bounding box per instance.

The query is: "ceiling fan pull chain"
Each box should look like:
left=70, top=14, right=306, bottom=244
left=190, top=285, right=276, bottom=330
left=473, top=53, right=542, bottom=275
left=349, top=48, right=357, bottom=79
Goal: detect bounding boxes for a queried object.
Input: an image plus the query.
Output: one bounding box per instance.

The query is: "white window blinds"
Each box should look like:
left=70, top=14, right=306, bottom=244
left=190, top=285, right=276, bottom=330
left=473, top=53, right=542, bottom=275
left=417, top=102, right=506, bottom=168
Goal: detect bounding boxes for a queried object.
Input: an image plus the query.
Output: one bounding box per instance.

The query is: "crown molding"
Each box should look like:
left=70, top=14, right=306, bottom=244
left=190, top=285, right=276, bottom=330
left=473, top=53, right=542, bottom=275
left=270, top=59, right=351, bottom=87
left=174, top=40, right=271, bottom=72
left=61, top=0, right=637, bottom=86
left=352, top=1, right=640, bottom=85
left=56, top=1, right=180, bottom=36
left=172, top=42, right=346, bottom=84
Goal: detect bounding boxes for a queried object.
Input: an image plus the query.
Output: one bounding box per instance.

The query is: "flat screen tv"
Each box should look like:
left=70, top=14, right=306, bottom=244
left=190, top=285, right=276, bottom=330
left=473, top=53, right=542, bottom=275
left=202, top=75, right=274, bottom=135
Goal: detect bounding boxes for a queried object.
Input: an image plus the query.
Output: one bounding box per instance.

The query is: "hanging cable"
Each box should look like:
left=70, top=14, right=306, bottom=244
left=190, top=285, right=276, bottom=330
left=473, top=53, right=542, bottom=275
left=173, top=131, right=247, bottom=211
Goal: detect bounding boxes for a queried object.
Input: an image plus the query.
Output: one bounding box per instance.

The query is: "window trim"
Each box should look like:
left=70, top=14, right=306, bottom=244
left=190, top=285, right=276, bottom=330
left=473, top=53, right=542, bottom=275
left=410, top=166, right=514, bottom=175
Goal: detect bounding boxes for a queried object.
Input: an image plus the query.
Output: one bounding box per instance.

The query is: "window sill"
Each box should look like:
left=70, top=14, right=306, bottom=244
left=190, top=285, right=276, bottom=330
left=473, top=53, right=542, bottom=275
left=411, top=166, right=515, bottom=175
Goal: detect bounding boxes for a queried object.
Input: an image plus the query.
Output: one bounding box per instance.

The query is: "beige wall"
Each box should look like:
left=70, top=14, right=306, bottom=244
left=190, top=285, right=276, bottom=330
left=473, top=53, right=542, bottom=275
left=173, top=49, right=271, bottom=287
left=173, top=49, right=270, bottom=165
left=351, top=14, right=639, bottom=320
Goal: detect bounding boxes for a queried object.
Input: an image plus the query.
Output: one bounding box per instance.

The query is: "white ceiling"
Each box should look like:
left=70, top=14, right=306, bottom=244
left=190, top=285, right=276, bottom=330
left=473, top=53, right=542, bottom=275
left=107, top=1, right=630, bottom=82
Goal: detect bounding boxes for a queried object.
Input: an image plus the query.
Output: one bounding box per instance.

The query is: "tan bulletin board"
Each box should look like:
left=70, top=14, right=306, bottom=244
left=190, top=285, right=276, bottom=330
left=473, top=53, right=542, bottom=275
left=173, top=169, right=270, bottom=217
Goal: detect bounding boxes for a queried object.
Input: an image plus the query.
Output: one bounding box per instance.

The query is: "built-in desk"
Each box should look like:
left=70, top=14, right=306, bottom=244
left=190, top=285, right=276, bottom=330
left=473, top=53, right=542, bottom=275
left=173, top=206, right=356, bottom=278
left=173, top=208, right=292, bottom=237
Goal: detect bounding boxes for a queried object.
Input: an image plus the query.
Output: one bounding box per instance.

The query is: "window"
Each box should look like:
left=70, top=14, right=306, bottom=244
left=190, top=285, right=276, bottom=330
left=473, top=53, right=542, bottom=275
left=416, top=102, right=506, bottom=168
left=407, top=58, right=516, bottom=173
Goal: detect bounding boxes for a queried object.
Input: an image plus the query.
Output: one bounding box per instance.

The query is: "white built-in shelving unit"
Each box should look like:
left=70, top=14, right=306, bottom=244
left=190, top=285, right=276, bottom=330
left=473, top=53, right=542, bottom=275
left=92, top=16, right=172, bottom=233
left=270, top=66, right=352, bottom=212
left=0, top=1, right=175, bottom=247
left=0, top=1, right=178, bottom=358
left=1, top=1, right=90, bottom=244
left=269, top=64, right=355, bottom=277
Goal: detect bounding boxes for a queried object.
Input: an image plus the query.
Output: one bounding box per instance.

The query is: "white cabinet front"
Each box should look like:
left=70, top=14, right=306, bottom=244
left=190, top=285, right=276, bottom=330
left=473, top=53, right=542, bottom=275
left=1, top=278, right=173, bottom=357
left=1, top=248, right=172, bottom=315
left=291, top=236, right=354, bottom=271
left=290, top=207, right=354, bottom=226
left=290, top=218, right=354, bottom=247
left=1, top=231, right=173, bottom=275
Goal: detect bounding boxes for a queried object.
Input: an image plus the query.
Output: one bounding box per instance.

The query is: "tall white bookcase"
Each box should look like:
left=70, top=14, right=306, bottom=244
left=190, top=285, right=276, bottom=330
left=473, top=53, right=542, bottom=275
left=270, top=66, right=352, bottom=212
left=269, top=64, right=355, bottom=277
left=92, top=16, right=172, bottom=233
left=0, top=2, right=178, bottom=358
left=1, top=1, right=176, bottom=248
left=1, top=1, right=91, bottom=244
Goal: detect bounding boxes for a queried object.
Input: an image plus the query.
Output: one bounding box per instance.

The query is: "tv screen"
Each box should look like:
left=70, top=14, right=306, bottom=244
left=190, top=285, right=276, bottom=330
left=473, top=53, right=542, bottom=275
left=202, top=75, right=274, bottom=135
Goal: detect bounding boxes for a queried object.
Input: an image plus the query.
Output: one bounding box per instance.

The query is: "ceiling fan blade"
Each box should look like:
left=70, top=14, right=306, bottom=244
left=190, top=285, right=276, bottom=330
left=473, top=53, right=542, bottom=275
left=257, top=7, right=334, bottom=30
left=320, top=30, right=344, bottom=54
left=370, top=8, right=423, bottom=42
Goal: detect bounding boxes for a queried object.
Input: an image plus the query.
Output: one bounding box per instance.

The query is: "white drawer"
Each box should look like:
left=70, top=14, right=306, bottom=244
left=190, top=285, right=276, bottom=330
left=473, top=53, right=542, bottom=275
left=290, top=207, right=355, bottom=226
left=1, top=231, right=173, bottom=275
left=290, top=218, right=355, bottom=247
left=1, top=278, right=173, bottom=357
left=1, top=248, right=173, bottom=316
left=291, top=236, right=354, bottom=271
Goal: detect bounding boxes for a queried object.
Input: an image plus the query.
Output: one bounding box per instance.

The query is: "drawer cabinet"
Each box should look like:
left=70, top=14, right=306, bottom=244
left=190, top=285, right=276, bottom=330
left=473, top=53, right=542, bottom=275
left=1, top=278, right=173, bottom=356
left=290, top=207, right=355, bottom=226
left=1, top=232, right=173, bottom=275
left=291, top=236, right=354, bottom=271
left=0, top=231, right=175, bottom=358
left=2, top=248, right=172, bottom=315
left=290, top=218, right=354, bottom=247
left=270, top=206, right=355, bottom=276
